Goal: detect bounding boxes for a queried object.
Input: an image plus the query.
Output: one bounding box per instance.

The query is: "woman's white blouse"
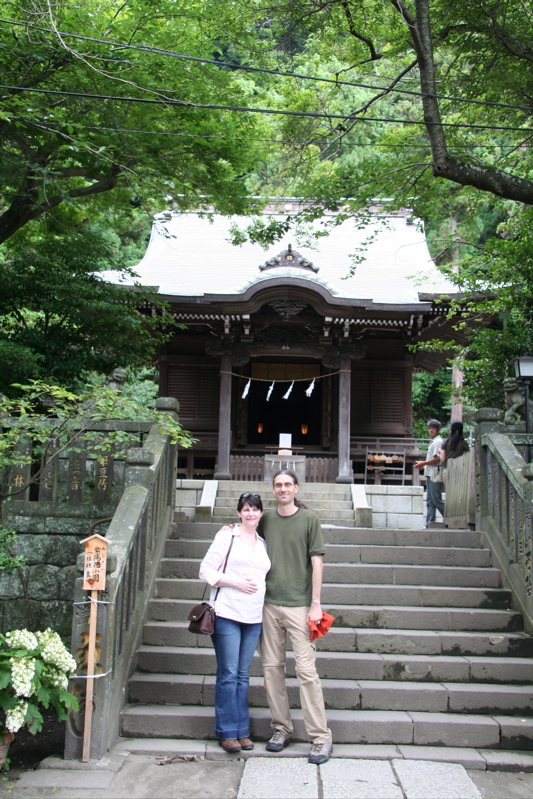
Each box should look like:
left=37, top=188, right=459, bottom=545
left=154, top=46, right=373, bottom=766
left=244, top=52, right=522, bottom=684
left=199, top=526, right=271, bottom=624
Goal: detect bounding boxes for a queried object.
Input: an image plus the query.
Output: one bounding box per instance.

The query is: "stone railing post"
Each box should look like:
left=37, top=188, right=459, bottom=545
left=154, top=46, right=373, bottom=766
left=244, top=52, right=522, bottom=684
left=473, top=408, right=503, bottom=529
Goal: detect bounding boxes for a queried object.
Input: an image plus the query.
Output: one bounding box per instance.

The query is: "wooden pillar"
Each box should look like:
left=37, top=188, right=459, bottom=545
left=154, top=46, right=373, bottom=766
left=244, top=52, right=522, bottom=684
left=214, top=353, right=232, bottom=479
left=336, top=356, right=353, bottom=483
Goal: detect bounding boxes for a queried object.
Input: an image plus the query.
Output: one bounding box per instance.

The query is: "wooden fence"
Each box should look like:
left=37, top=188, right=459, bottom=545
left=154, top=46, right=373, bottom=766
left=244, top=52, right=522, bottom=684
left=228, top=455, right=340, bottom=483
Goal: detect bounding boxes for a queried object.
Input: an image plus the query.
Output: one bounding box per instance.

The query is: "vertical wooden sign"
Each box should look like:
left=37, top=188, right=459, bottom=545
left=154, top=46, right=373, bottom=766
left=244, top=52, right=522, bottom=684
left=79, top=533, right=110, bottom=762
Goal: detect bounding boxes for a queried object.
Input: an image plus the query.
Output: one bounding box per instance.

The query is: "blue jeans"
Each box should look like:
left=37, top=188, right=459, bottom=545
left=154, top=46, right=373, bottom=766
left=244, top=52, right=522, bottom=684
left=426, top=477, right=444, bottom=524
left=211, top=615, right=262, bottom=740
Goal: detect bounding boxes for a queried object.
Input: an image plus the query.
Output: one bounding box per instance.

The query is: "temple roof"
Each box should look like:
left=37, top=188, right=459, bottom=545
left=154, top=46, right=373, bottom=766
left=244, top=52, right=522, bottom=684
left=120, top=208, right=456, bottom=305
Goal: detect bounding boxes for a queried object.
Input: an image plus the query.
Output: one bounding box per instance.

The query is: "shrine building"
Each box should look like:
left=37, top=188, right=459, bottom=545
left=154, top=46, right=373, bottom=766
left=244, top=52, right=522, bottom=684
left=126, top=203, right=466, bottom=483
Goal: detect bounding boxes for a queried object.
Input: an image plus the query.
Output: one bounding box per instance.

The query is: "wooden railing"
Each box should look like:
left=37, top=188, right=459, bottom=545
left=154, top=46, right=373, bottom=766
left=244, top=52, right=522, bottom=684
left=306, top=457, right=339, bottom=483
left=64, top=399, right=178, bottom=760
left=228, top=455, right=342, bottom=483
left=475, top=409, right=533, bottom=631
left=230, top=455, right=264, bottom=481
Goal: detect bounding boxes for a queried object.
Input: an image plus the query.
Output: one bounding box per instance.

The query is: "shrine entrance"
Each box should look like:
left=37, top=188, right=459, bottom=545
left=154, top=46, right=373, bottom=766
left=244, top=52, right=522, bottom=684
left=245, top=362, right=323, bottom=447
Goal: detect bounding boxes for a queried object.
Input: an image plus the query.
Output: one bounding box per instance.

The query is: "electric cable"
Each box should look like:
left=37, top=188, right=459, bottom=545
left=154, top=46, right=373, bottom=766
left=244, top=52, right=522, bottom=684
left=2, top=84, right=533, bottom=133
left=0, top=17, right=532, bottom=115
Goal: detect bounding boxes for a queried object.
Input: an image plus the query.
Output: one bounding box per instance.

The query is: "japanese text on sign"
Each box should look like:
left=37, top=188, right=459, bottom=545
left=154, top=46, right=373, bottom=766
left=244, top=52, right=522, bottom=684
left=82, top=539, right=108, bottom=591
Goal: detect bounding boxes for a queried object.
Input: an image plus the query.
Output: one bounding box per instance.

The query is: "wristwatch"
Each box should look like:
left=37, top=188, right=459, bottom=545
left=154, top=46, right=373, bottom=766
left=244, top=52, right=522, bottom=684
left=312, top=600, right=321, bottom=603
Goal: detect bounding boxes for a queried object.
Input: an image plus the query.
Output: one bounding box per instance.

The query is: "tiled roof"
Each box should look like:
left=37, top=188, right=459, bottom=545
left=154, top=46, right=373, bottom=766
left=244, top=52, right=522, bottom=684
left=120, top=210, right=456, bottom=304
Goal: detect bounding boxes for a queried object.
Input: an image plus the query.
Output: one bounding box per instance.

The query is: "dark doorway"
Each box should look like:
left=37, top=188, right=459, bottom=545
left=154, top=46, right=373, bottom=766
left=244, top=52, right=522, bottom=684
left=246, top=375, right=322, bottom=446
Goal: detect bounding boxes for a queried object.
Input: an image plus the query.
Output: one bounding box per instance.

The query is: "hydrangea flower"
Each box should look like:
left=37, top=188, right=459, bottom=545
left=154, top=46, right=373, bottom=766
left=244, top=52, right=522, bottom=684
left=1, top=627, right=78, bottom=740
left=5, top=700, right=28, bottom=734
left=10, top=656, right=36, bottom=697
left=35, top=629, right=76, bottom=674
left=5, top=630, right=38, bottom=651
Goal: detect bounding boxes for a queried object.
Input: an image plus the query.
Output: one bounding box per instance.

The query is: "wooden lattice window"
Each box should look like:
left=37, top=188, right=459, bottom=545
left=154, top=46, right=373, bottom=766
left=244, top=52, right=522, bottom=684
left=166, top=365, right=220, bottom=424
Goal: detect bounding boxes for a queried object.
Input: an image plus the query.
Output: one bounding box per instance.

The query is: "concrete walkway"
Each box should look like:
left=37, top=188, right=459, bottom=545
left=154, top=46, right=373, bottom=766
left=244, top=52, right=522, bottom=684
left=2, top=741, right=533, bottom=799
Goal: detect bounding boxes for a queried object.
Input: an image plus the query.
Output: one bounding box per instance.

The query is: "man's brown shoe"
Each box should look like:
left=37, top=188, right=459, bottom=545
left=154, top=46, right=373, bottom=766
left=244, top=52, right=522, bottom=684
left=238, top=737, right=254, bottom=750
left=219, top=739, right=241, bottom=753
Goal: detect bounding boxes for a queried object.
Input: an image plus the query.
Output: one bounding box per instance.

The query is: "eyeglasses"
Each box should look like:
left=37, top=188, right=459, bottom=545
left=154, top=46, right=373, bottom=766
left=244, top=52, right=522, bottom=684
left=239, top=492, right=261, bottom=500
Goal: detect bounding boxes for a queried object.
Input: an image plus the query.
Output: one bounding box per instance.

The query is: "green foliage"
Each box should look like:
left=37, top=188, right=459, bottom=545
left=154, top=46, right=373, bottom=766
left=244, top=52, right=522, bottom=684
left=0, top=379, right=195, bottom=515
left=0, top=527, right=26, bottom=574
left=412, top=367, right=452, bottom=437
left=0, top=628, right=78, bottom=745
left=0, top=0, right=266, bottom=244
left=78, top=366, right=159, bottom=408
left=0, top=217, right=171, bottom=393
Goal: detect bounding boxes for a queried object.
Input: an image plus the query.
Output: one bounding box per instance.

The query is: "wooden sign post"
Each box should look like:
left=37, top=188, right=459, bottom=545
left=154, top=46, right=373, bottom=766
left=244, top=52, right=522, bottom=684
left=79, top=533, right=110, bottom=762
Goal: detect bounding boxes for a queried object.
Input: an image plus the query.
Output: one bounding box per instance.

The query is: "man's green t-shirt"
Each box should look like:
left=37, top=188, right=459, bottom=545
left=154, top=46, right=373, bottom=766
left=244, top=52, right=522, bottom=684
left=258, top=507, right=325, bottom=606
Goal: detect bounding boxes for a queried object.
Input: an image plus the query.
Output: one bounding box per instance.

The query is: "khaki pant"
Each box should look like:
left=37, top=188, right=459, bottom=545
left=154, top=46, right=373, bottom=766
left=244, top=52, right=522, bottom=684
left=261, top=602, right=332, bottom=745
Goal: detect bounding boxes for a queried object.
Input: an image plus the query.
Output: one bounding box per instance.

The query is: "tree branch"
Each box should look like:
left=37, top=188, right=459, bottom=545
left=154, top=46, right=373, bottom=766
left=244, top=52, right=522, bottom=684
left=388, top=0, right=533, bottom=204
left=0, top=167, right=122, bottom=245
left=342, top=1, right=382, bottom=60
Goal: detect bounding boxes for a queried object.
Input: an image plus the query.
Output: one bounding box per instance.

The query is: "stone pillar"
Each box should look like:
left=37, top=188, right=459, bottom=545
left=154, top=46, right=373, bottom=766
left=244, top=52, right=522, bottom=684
left=336, top=356, right=353, bottom=483
left=214, top=353, right=232, bottom=479
left=473, top=408, right=503, bottom=529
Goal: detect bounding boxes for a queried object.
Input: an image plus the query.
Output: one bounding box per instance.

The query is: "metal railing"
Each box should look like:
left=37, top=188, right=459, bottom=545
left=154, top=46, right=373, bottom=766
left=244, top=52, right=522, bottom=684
left=64, top=399, right=178, bottom=760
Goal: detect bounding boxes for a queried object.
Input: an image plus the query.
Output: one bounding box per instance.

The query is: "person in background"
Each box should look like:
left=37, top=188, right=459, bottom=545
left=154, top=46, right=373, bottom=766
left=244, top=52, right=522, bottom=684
left=258, top=470, right=333, bottom=766
left=414, top=419, right=444, bottom=527
left=199, top=492, right=270, bottom=754
left=440, top=421, right=470, bottom=466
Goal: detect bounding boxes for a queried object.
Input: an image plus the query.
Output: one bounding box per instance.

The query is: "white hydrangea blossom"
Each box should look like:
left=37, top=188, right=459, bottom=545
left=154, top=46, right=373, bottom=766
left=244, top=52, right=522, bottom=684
left=5, top=699, right=28, bottom=733
left=5, top=629, right=38, bottom=651
left=43, top=664, right=69, bottom=691
left=35, top=629, right=76, bottom=674
left=10, top=656, right=36, bottom=697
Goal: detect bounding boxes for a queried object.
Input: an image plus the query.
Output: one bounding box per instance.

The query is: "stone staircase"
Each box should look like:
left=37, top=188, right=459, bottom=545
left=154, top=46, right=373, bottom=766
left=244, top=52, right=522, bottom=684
left=212, top=481, right=355, bottom=527
left=121, top=515, right=533, bottom=753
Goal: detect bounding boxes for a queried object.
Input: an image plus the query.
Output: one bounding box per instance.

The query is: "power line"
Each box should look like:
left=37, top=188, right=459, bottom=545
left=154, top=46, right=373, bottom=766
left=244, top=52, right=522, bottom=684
left=3, top=84, right=533, bottom=134
left=32, top=120, right=533, bottom=151
left=1, top=17, right=533, bottom=115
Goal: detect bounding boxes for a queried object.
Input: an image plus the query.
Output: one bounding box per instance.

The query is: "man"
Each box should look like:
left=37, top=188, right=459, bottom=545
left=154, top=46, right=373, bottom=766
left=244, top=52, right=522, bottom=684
left=414, top=419, right=444, bottom=526
left=257, top=470, right=333, bottom=765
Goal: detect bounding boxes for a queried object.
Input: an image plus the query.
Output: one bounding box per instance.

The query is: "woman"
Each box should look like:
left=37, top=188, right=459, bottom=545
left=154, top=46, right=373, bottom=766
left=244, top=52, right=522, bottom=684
left=199, top=492, right=270, bottom=753
left=439, top=421, right=470, bottom=467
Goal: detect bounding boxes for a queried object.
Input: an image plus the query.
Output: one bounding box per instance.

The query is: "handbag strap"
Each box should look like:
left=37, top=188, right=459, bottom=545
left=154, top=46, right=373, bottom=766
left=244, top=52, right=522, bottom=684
left=199, top=530, right=235, bottom=602
left=213, top=533, right=235, bottom=602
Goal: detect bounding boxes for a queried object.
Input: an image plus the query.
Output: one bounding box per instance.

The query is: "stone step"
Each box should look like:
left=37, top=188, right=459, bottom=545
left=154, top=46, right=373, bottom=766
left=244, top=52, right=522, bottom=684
left=166, top=539, right=492, bottom=567
left=213, top=506, right=355, bottom=520
left=214, top=497, right=354, bottom=510
left=121, top=704, right=533, bottom=749
left=171, top=523, right=485, bottom=548
left=325, top=544, right=492, bottom=567
left=159, top=557, right=501, bottom=588
left=321, top=528, right=486, bottom=548
left=128, top=673, right=533, bottom=715
left=214, top=516, right=358, bottom=528
left=148, top=598, right=523, bottom=630
left=154, top=578, right=511, bottom=608
left=217, top=481, right=351, bottom=497
left=135, top=645, right=532, bottom=684
left=142, top=620, right=533, bottom=658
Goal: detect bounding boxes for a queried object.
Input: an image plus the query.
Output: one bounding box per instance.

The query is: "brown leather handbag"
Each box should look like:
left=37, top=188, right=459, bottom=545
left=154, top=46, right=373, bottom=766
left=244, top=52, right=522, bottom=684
left=187, top=535, right=234, bottom=635
left=187, top=601, right=216, bottom=635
